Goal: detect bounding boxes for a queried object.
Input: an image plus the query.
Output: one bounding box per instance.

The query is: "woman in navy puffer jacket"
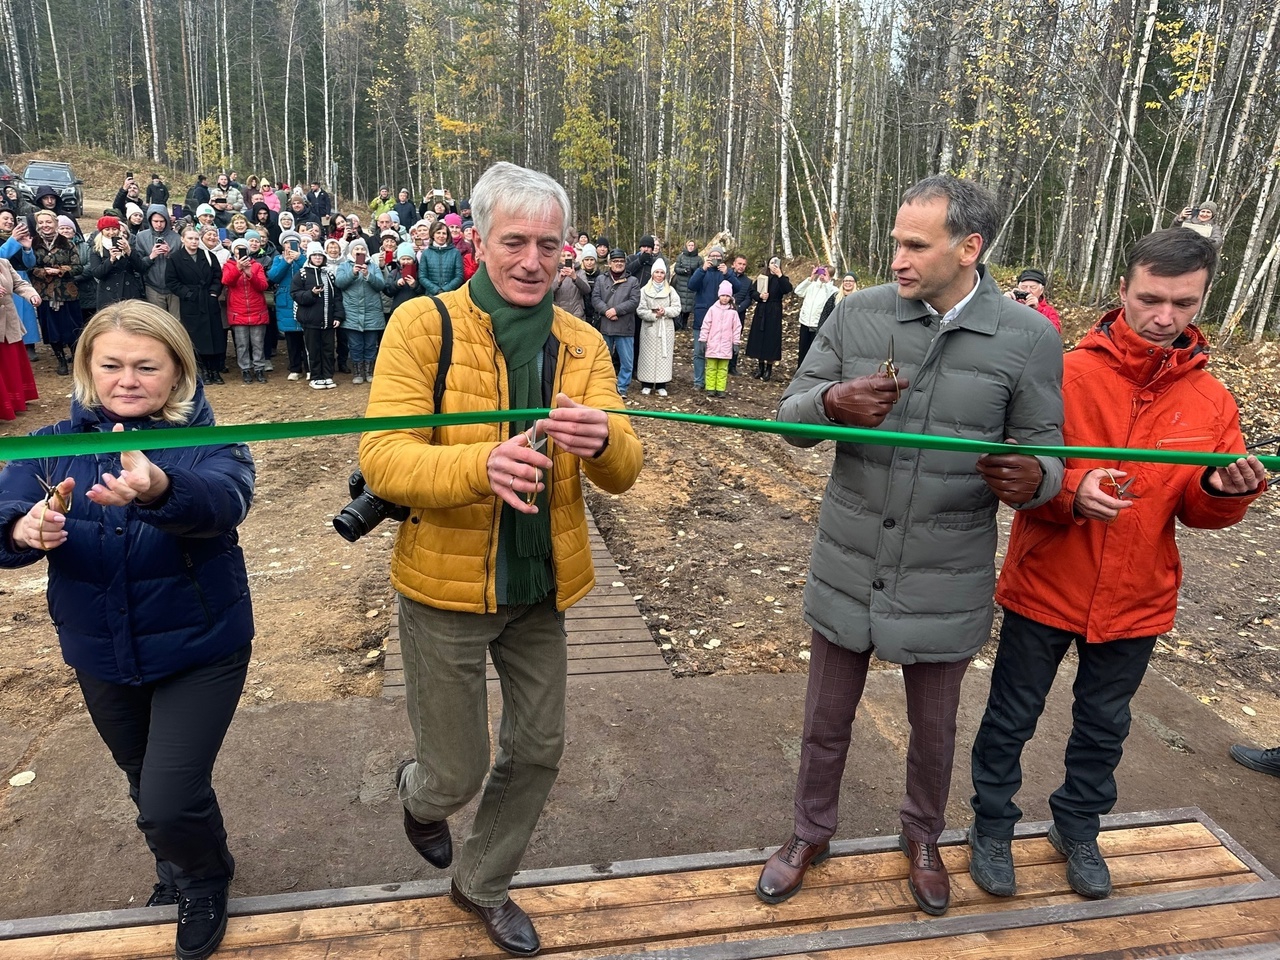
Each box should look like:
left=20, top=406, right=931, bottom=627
left=0, top=302, right=254, bottom=960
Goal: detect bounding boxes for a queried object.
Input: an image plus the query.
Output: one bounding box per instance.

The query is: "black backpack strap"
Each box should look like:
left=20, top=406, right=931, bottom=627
left=427, top=295, right=452, bottom=415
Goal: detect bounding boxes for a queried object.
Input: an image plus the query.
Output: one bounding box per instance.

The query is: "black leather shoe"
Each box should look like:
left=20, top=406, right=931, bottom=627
left=396, top=759, right=452, bottom=868
left=755, top=833, right=831, bottom=904
left=255, top=370, right=267, bottom=383
left=450, top=882, right=540, bottom=957
left=968, top=824, right=1016, bottom=896
left=175, top=888, right=228, bottom=960
left=1048, top=825, right=1111, bottom=898
left=146, top=882, right=179, bottom=907
left=210, top=371, right=225, bottom=385
left=1231, top=744, right=1280, bottom=778
left=242, top=370, right=252, bottom=384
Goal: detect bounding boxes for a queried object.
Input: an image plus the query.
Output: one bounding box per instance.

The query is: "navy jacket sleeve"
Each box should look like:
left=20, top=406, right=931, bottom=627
left=137, top=443, right=255, bottom=539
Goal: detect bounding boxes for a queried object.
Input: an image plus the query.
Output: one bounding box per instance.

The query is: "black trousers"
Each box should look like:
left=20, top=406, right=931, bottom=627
left=970, top=609, right=1156, bottom=843
left=798, top=325, right=817, bottom=369
left=284, top=331, right=308, bottom=374
left=76, top=644, right=251, bottom=897
left=304, top=327, right=336, bottom=381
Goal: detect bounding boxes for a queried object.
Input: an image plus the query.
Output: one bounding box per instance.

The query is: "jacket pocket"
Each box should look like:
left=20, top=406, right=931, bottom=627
left=1155, top=435, right=1213, bottom=450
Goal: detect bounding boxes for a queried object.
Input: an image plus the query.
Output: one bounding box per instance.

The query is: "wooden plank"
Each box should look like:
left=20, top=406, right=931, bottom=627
left=385, top=642, right=659, bottom=672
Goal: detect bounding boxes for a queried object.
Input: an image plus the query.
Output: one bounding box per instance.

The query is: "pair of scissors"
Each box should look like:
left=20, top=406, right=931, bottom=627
left=878, top=336, right=901, bottom=401
left=1102, top=469, right=1139, bottom=500
left=524, top=423, right=549, bottom=505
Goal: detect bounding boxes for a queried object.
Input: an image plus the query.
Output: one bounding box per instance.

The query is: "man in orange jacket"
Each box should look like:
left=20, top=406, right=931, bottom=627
left=967, top=229, right=1266, bottom=901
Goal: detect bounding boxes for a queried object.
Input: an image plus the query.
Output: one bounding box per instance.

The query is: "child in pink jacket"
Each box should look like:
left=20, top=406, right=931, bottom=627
left=699, top=280, right=742, bottom=398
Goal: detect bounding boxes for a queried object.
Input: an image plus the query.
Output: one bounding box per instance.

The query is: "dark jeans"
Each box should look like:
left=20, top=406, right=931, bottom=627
left=970, top=609, right=1157, bottom=843
left=76, top=644, right=251, bottom=896
left=336, top=326, right=349, bottom=367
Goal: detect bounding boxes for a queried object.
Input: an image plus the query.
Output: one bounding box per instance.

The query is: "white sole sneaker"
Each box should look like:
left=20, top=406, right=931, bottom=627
left=310, top=380, right=326, bottom=390
left=657, top=389, right=668, bottom=397
left=324, top=379, right=337, bottom=388
left=287, top=372, right=300, bottom=381
left=641, top=388, right=651, bottom=395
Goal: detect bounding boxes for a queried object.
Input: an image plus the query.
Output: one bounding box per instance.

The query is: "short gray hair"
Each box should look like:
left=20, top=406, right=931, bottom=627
left=470, top=162, right=571, bottom=242
left=901, top=175, right=1001, bottom=255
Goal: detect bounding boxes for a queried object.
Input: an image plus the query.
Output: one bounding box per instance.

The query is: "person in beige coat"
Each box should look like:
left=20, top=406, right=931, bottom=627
left=635, top=258, right=681, bottom=396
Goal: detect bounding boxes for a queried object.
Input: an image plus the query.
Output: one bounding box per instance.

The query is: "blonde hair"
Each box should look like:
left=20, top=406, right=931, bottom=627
left=72, top=302, right=200, bottom=423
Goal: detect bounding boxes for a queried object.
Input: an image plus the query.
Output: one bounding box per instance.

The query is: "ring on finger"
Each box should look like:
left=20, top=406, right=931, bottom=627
left=509, top=474, right=515, bottom=488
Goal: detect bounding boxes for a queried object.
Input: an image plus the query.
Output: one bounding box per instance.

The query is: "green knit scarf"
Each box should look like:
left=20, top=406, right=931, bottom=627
left=469, top=264, right=555, bottom=606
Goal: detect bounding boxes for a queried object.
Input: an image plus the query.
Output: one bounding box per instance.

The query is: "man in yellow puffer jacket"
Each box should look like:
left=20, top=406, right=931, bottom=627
left=359, top=162, right=642, bottom=958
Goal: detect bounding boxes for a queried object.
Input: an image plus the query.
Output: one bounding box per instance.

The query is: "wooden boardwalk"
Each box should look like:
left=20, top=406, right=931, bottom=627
left=6, top=809, right=1280, bottom=958
left=382, top=508, right=667, bottom=697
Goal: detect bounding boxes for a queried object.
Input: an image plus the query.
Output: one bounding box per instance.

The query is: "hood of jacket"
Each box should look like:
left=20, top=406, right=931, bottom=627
left=145, top=203, right=171, bottom=231
left=1074, top=307, right=1209, bottom=391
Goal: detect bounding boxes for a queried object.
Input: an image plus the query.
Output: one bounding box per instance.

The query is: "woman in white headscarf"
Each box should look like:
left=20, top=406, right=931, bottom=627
left=635, top=257, right=681, bottom=397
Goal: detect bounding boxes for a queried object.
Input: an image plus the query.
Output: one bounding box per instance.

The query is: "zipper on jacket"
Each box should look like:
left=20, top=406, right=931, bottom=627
left=1155, top=435, right=1212, bottom=449
left=484, top=331, right=505, bottom=614
left=182, top=551, right=215, bottom=629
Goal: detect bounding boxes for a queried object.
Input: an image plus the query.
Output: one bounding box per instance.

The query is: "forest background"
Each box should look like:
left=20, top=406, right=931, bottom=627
left=0, top=0, right=1276, bottom=332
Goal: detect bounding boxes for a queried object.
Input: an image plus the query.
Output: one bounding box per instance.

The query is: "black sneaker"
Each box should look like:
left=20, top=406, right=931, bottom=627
left=967, top=825, right=1016, bottom=896
left=1048, top=825, right=1111, bottom=898
left=1230, top=744, right=1280, bottom=778
left=255, top=370, right=267, bottom=383
left=146, top=882, right=179, bottom=907
left=242, top=370, right=252, bottom=384
left=175, top=888, right=228, bottom=960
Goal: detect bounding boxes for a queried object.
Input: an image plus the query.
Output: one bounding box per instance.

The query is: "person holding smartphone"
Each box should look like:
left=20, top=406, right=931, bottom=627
left=131, top=205, right=183, bottom=319
left=89, top=215, right=142, bottom=308
left=335, top=239, right=385, bottom=384
left=222, top=239, right=270, bottom=383
left=267, top=231, right=309, bottom=381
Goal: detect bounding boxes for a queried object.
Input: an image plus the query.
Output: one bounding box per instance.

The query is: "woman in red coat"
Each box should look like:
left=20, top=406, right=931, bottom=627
left=221, top=238, right=270, bottom=382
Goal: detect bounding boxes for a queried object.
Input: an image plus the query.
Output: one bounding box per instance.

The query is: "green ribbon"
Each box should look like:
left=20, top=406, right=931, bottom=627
left=1, top=409, right=1277, bottom=471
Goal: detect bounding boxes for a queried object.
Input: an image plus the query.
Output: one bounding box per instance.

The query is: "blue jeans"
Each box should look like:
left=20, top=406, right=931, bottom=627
left=604, top=333, right=634, bottom=393
left=347, top=329, right=381, bottom=365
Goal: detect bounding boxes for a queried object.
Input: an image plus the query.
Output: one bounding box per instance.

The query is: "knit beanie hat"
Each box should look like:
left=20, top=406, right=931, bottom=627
left=97, top=215, right=120, bottom=230
left=443, top=213, right=462, bottom=227
left=244, top=229, right=261, bottom=242
left=395, top=241, right=416, bottom=260
left=126, top=202, right=145, bottom=220
left=651, top=257, right=667, bottom=275
left=278, top=230, right=302, bottom=247
left=718, top=280, right=733, bottom=297
left=305, top=241, right=325, bottom=260
left=57, top=215, right=76, bottom=232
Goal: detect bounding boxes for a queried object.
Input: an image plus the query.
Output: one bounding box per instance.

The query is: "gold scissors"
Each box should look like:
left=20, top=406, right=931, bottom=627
left=1102, top=469, right=1139, bottom=500
left=879, top=336, right=901, bottom=401
left=524, top=423, right=549, bottom=505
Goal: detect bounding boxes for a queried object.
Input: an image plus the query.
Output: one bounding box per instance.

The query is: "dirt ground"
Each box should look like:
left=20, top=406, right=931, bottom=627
left=3, top=202, right=1280, bottom=781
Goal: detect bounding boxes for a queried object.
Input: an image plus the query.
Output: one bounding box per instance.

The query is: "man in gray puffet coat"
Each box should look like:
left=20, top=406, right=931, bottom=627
left=756, top=175, right=1065, bottom=917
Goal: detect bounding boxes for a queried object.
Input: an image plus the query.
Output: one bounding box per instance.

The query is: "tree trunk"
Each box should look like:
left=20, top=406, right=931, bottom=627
left=722, top=0, right=736, bottom=234
left=1222, top=117, right=1280, bottom=336
left=1095, top=0, right=1159, bottom=301
left=0, top=0, right=29, bottom=128
left=777, top=0, right=795, bottom=258
left=45, top=0, right=70, bottom=139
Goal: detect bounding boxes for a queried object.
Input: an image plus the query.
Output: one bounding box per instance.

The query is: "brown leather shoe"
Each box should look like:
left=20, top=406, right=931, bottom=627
left=397, top=759, right=452, bottom=868
left=755, top=833, right=832, bottom=904
left=899, top=834, right=950, bottom=915
left=450, top=882, right=541, bottom=957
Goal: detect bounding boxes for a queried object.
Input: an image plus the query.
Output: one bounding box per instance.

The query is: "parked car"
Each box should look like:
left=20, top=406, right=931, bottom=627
left=19, top=161, right=83, bottom=217
left=0, top=163, right=21, bottom=188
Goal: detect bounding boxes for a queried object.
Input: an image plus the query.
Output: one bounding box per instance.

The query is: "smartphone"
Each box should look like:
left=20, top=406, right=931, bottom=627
left=432, top=189, right=445, bottom=197
left=355, top=251, right=367, bottom=265
left=285, top=240, right=299, bottom=253
left=218, top=228, right=228, bottom=241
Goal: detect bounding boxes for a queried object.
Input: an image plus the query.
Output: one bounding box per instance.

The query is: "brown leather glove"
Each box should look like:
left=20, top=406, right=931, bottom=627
left=976, top=442, right=1044, bottom=506
left=823, top=374, right=910, bottom=428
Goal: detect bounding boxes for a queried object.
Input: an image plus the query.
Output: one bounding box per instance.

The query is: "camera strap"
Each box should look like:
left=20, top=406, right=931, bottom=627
left=427, top=295, right=453, bottom=415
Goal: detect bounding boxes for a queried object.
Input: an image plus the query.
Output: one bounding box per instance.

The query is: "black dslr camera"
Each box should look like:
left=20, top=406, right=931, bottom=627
left=333, top=470, right=409, bottom=542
